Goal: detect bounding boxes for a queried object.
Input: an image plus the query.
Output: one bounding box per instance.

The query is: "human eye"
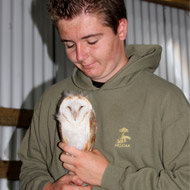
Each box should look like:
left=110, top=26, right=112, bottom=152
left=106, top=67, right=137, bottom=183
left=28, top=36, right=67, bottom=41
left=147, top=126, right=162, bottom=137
left=86, top=36, right=99, bottom=45
left=64, top=42, right=75, bottom=49
left=87, top=39, right=98, bottom=45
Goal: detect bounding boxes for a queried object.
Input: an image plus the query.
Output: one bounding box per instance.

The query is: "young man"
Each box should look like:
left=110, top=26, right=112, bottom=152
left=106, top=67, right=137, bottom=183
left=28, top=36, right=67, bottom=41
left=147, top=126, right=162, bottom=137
left=19, top=0, right=190, bottom=189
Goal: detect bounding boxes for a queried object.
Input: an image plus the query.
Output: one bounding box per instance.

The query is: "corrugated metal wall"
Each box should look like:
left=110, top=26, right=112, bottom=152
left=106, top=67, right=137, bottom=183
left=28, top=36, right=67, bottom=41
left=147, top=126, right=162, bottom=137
left=0, top=0, right=189, bottom=189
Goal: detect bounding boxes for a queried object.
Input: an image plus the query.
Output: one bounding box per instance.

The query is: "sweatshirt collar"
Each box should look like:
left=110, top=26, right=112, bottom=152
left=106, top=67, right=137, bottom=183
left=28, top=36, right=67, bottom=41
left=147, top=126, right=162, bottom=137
left=72, top=44, right=162, bottom=90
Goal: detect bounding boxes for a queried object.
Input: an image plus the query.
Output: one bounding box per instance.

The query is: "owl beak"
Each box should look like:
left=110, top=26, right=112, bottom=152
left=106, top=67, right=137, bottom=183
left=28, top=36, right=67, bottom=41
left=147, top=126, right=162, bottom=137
left=73, top=111, right=77, bottom=121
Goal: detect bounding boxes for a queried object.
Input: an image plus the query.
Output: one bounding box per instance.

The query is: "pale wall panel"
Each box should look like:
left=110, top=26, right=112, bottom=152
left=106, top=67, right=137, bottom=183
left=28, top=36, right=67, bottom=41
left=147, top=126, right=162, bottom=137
left=157, top=5, right=167, bottom=79
left=126, top=0, right=190, bottom=101
left=178, top=10, right=190, bottom=100
left=22, top=0, right=35, bottom=109
left=0, top=0, right=12, bottom=108
left=142, top=1, right=151, bottom=44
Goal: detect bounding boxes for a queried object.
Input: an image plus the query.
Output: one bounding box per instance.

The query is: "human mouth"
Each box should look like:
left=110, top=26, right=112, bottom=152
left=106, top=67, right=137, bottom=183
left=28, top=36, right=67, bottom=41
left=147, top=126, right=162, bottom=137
left=82, top=63, right=95, bottom=69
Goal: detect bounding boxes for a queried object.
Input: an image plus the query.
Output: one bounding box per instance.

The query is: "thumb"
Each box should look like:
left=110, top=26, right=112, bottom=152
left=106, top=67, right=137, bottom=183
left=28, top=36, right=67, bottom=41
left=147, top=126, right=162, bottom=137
left=61, top=143, right=82, bottom=157
left=59, top=174, right=84, bottom=186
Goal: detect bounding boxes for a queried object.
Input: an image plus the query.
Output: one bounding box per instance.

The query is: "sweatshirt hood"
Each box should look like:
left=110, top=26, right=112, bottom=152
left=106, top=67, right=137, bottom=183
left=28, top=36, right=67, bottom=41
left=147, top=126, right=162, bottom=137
left=72, top=44, right=162, bottom=90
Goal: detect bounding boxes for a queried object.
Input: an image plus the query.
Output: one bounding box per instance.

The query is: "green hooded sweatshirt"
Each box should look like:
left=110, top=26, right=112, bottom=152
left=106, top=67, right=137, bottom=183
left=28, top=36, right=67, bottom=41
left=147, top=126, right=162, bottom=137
left=18, top=45, right=190, bottom=190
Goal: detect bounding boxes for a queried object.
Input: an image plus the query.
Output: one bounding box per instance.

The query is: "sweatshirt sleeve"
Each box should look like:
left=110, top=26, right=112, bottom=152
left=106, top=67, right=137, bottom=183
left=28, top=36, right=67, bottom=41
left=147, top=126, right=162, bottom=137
left=101, top=93, right=190, bottom=190
left=18, top=98, right=54, bottom=190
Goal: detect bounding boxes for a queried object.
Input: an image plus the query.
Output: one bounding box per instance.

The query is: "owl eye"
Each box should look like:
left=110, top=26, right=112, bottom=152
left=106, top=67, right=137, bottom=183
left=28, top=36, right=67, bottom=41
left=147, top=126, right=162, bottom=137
left=79, top=106, right=84, bottom=111
left=67, top=106, right=72, bottom=111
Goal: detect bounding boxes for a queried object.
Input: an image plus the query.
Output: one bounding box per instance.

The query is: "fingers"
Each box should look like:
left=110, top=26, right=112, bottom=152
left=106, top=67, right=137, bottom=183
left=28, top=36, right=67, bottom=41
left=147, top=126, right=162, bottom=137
left=59, top=142, right=82, bottom=157
left=59, top=144, right=78, bottom=173
left=71, top=175, right=84, bottom=186
left=63, top=162, right=75, bottom=172
left=59, top=174, right=83, bottom=186
left=44, top=175, right=92, bottom=190
left=58, top=142, right=65, bottom=150
left=61, top=174, right=92, bottom=189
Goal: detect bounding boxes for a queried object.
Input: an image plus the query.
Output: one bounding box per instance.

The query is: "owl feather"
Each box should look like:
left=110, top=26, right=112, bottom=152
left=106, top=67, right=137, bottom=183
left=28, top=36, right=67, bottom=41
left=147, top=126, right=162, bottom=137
left=56, top=93, right=97, bottom=152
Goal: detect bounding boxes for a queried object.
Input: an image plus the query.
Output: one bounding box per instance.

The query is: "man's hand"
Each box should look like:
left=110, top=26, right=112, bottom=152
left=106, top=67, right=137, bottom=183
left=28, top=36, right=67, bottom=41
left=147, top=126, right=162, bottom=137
left=44, top=174, right=92, bottom=190
left=59, top=142, right=110, bottom=186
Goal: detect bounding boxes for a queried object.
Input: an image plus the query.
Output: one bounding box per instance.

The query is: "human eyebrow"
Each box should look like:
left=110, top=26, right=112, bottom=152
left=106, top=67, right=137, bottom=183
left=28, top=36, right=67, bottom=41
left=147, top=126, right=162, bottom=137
left=61, top=33, right=103, bottom=42
left=81, top=33, right=103, bottom=40
left=61, top=39, right=74, bottom=43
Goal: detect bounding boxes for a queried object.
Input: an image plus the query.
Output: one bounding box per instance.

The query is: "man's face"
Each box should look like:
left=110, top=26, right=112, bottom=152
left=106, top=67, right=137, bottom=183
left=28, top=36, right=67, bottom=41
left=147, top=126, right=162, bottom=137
left=57, top=13, right=128, bottom=82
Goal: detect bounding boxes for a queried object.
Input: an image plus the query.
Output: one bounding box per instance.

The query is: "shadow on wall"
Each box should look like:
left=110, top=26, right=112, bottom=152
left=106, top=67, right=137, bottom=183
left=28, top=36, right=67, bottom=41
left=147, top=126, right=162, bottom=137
left=22, top=0, right=57, bottom=109
left=5, top=0, right=73, bottom=189
left=22, top=0, right=73, bottom=109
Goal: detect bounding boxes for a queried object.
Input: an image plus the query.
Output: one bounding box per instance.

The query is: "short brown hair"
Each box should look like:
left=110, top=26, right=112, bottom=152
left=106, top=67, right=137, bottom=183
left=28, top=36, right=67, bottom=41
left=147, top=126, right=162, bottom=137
left=48, top=0, right=127, bottom=34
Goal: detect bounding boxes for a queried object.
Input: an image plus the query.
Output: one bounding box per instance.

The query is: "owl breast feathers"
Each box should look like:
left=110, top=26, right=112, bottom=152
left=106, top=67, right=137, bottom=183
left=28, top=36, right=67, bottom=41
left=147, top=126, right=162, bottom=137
left=56, top=93, right=97, bottom=151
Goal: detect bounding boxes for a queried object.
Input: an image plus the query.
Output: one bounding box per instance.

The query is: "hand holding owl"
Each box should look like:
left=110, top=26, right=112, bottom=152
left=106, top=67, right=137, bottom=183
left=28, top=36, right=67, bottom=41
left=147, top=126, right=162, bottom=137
left=44, top=174, right=92, bottom=190
left=57, top=93, right=109, bottom=186
left=59, top=143, right=110, bottom=186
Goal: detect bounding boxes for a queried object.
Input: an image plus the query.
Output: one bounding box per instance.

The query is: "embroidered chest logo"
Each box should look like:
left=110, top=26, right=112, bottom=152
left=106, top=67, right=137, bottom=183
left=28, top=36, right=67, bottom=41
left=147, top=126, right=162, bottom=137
left=115, top=128, right=131, bottom=148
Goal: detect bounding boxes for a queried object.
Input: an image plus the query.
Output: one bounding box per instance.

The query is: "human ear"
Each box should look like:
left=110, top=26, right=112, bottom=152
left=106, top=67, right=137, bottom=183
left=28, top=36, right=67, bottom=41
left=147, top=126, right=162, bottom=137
left=117, top=18, right=128, bottom=40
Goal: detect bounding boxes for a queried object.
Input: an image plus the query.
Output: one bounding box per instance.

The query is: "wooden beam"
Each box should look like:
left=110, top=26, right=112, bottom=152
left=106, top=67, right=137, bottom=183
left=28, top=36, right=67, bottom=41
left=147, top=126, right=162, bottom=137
left=0, top=107, right=33, bottom=128
left=142, top=0, right=190, bottom=10
left=0, top=160, right=22, bottom=180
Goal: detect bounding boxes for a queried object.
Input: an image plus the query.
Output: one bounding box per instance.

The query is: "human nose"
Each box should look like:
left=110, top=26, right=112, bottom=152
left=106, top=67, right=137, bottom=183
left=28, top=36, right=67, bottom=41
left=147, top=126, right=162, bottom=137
left=76, top=43, right=88, bottom=62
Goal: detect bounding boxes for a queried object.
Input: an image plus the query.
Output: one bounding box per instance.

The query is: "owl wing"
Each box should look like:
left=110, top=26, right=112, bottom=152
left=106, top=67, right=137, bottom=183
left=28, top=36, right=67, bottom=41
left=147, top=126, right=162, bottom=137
left=85, top=110, right=97, bottom=151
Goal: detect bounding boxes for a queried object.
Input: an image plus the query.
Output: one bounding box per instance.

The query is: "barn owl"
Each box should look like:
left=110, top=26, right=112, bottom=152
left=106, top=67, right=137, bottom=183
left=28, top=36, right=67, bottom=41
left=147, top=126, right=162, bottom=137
left=56, top=93, right=97, bottom=152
